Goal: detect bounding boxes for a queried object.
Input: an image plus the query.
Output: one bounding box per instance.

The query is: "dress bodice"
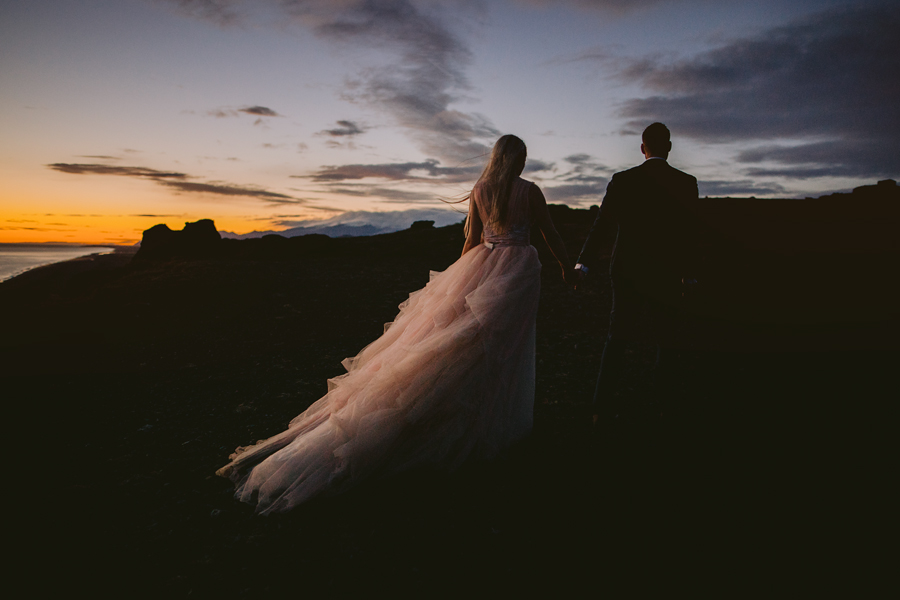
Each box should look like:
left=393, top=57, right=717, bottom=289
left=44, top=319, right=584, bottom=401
left=473, top=177, right=533, bottom=247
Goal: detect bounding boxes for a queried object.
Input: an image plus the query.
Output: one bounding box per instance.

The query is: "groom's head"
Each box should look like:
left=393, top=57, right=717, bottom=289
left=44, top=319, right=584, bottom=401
left=641, top=122, right=672, bottom=159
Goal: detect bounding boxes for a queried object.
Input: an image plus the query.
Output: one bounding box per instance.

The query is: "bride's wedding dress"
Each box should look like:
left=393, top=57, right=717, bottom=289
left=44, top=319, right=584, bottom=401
left=217, top=178, right=541, bottom=513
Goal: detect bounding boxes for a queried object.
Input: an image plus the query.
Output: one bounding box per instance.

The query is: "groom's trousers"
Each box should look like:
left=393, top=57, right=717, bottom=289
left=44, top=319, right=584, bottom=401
left=593, top=277, right=679, bottom=416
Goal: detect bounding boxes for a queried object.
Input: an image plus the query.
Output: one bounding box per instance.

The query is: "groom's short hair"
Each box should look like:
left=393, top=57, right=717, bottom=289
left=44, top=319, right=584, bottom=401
left=642, top=122, right=671, bottom=156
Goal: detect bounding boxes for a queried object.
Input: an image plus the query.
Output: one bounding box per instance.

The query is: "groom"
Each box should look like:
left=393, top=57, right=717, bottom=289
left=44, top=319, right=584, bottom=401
left=574, top=122, right=699, bottom=423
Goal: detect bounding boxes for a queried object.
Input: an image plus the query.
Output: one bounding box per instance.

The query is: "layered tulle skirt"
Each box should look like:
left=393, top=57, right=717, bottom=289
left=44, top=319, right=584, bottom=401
left=217, top=243, right=542, bottom=513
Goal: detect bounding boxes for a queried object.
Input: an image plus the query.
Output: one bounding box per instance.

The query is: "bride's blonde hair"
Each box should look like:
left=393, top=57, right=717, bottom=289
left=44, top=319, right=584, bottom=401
left=474, top=135, right=527, bottom=234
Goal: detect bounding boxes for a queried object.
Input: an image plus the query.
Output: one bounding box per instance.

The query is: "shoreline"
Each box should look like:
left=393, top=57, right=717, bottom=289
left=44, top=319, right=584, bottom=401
left=0, top=246, right=137, bottom=285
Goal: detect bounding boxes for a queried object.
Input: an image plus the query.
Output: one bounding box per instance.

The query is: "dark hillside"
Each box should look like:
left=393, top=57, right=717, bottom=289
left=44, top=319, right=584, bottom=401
left=2, top=190, right=897, bottom=594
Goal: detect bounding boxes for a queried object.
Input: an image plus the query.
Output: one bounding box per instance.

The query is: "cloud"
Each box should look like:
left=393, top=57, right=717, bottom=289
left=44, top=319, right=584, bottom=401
left=523, top=159, right=556, bottom=173
left=698, top=180, right=788, bottom=197
left=0, top=225, right=75, bottom=232
left=542, top=184, right=605, bottom=204
left=517, top=0, right=682, bottom=14
left=559, top=154, right=609, bottom=180
left=736, top=140, right=892, bottom=180
left=298, top=158, right=485, bottom=205
left=47, top=162, right=300, bottom=203
left=558, top=153, right=610, bottom=180
left=558, top=173, right=608, bottom=185
left=302, top=156, right=558, bottom=204
left=206, top=105, right=280, bottom=119
left=239, top=105, right=279, bottom=117
left=158, top=1, right=502, bottom=162
left=47, top=164, right=187, bottom=178
left=158, top=180, right=300, bottom=202
left=325, top=186, right=435, bottom=204
left=155, top=0, right=241, bottom=26
left=206, top=108, right=238, bottom=118
left=278, top=0, right=498, bottom=162
left=532, top=152, right=609, bottom=203
left=320, top=119, right=366, bottom=137
left=319, top=120, right=367, bottom=148
left=617, top=5, right=900, bottom=180
left=300, top=159, right=481, bottom=183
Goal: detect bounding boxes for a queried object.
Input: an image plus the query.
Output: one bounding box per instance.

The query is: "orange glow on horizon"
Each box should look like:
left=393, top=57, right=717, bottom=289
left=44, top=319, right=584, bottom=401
left=0, top=167, right=342, bottom=245
left=0, top=211, right=331, bottom=246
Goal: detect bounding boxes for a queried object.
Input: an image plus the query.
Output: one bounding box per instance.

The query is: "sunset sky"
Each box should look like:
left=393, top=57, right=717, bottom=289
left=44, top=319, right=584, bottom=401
left=1, top=0, right=897, bottom=244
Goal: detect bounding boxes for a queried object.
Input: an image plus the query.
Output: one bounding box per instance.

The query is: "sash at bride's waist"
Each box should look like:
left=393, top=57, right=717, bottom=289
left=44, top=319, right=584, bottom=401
left=484, top=238, right=530, bottom=248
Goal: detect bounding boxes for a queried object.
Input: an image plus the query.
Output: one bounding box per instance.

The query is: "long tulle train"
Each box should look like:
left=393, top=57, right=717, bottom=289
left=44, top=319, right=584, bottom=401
left=217, top=243, right=541, bottom=514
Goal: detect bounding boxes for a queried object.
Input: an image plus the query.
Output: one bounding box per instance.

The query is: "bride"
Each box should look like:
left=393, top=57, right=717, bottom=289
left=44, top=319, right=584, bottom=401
left=217, top=135, right=574, bottom=513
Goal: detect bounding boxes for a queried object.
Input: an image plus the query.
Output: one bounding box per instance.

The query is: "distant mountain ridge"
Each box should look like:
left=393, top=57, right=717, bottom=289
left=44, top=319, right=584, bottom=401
left=219, top=208, right=466, bottom=240
left=221, top=223, right=390, bottom=240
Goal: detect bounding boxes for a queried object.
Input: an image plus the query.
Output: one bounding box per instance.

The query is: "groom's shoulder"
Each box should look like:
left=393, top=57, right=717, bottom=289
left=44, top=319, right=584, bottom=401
left=611, top=162, right=697, bottom=188
left=669, top=163, right=697, bottom=181
left=610, top=164, right=644, bottom=182
left=658, top=162, right=698, bottom=190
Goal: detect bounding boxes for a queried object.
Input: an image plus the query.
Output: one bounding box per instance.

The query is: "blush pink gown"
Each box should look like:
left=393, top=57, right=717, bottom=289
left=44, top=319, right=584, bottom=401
left=217, top=178, right=542, bottom=513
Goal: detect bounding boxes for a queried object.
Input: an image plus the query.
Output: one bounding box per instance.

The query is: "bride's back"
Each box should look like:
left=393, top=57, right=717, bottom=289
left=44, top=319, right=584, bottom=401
left=473, top=177, right=533, bottom=246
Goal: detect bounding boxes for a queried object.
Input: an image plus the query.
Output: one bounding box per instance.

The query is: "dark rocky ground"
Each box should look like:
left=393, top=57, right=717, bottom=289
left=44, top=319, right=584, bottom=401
left=3, top=197, right=897, bottom=595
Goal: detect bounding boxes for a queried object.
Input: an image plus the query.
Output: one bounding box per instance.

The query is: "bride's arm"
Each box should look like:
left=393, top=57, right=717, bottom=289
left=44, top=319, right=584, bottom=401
left=531, top=184, right=576, bottom=284
left=461, top=194, right=484, bottom=256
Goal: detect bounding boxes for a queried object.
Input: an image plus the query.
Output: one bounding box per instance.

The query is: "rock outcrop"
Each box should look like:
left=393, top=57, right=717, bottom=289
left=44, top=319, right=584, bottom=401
left=135, top=219, right=221, bottom=260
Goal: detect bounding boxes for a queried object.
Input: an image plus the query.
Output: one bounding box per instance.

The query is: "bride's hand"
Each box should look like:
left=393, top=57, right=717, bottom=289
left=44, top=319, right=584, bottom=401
left=572, top=268, right=585, bottom=289
left=561, top=265, right=579, bottom=287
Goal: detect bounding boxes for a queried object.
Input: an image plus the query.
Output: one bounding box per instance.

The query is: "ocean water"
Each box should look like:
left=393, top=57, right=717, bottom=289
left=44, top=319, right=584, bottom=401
left=0, top=245, right=115, bottom=282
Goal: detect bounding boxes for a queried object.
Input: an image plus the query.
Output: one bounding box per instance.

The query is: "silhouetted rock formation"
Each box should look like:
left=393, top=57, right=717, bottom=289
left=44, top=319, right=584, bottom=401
left=135, top=219, right=222, bottom=260
left=853, top=178, right=899, bottom=198
left=134, top=217, right=469, bottom=263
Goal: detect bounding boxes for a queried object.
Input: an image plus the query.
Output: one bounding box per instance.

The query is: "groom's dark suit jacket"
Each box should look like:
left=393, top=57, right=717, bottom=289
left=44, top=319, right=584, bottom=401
left=577, top=158, right=699, bottom=303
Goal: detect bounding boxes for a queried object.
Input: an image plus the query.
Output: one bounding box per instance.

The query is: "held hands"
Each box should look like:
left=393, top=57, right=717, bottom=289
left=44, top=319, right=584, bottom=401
left=681, top=276, right=698, bottom=299
left=561, top=265, right=584, bottom=289
left=573, top=268, right=586, bottom=289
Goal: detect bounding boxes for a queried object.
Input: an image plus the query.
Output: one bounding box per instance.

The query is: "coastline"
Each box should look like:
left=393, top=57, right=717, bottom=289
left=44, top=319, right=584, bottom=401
left=0, top=245, right=130, bottom=283
left=0, top=246, right=137, bottom=287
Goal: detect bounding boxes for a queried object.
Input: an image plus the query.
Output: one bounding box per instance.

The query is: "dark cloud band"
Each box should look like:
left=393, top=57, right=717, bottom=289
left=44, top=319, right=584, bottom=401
left=300, top=159, right=481, bottom=183
left=279, top=0, right=499, bottom=162
left=47, top=163, right=300, bottom=203
left=47, top=163, right=186, bottom=178
left=618, top=5, right=900, bottom=180
left=158, top=180, right=298, bottom=202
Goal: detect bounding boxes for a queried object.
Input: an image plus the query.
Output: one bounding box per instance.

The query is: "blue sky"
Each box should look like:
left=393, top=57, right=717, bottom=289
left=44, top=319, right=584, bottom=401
left=1, top=0, right=896, bottom=243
